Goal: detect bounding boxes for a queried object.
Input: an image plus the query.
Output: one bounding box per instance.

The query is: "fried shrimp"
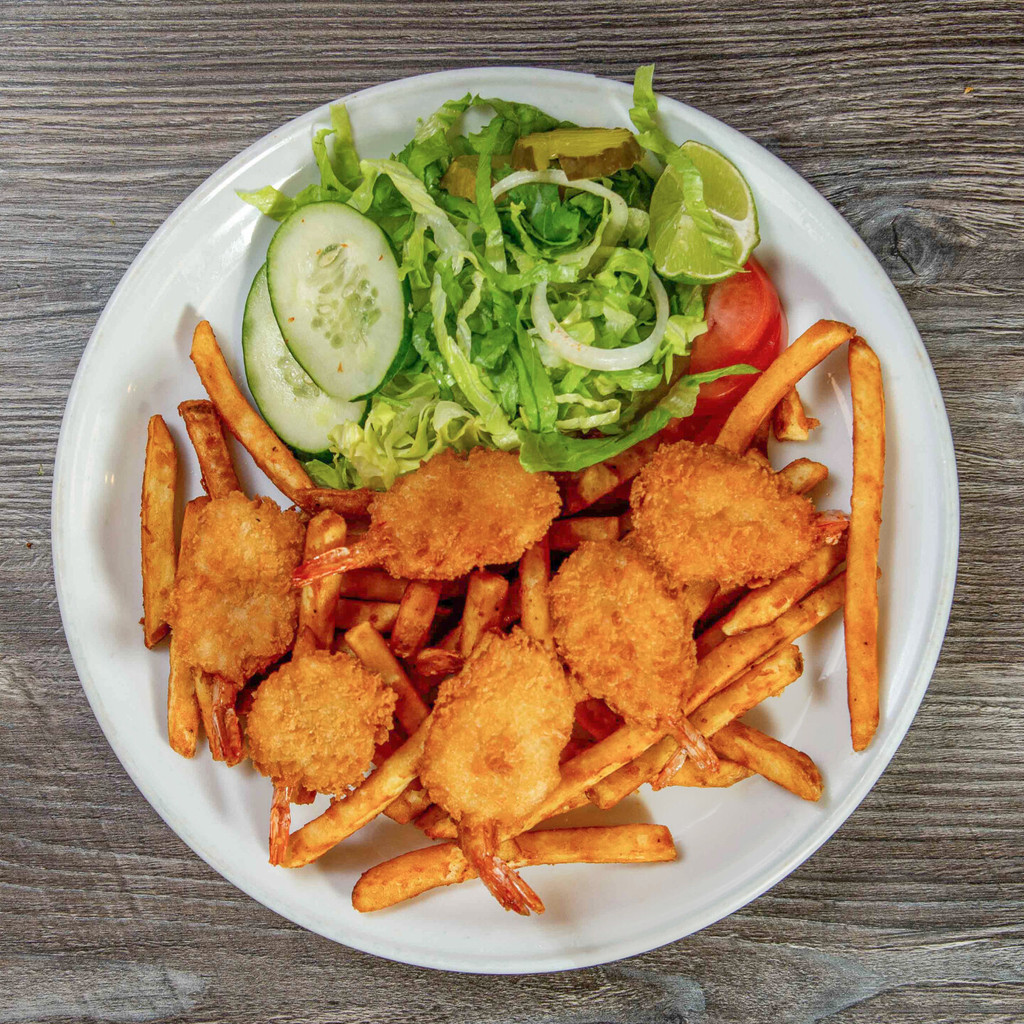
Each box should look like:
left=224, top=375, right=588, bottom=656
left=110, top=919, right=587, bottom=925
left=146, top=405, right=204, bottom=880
left=549, top=539, right=717, bottom=778
left=168, top=492, right=305, bottom=762
left=631, top=440, right=822, bottom=589
left=293, top=448, right=561, bottom=584
left=248, top=650, right=397, bottom=863
left=419, top=629, right=575, bottom=915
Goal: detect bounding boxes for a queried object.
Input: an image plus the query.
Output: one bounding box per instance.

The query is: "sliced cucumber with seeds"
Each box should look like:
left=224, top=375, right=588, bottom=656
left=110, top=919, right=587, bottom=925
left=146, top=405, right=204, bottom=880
left=266, top=201, right=409, bottom=401
left=243, top=264, right=364, bottom=458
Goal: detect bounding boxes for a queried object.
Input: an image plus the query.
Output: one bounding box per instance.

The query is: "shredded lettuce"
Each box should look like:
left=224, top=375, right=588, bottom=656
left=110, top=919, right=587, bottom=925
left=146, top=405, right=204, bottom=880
left=249, top=70, right=761, bottom=488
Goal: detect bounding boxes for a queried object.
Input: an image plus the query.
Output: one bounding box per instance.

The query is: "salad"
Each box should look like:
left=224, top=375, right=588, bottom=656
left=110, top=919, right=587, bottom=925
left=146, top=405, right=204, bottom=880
left=238, top=66, right=783, bottom=491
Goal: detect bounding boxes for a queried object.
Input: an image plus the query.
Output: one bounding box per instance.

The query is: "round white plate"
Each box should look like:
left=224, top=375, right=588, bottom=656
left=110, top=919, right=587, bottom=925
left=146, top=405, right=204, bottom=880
left=52, top=68, right=958, bottom=974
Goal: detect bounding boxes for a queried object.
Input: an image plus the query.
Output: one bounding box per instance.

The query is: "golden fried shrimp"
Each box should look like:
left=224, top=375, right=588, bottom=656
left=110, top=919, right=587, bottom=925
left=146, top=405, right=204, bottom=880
left=549, top=540, right=716, bottom=777
left=169, top=491, right=304, bottom=684
left=631, top=440, right=822, bottom=589
left=247, top=650, right=397, bottom=863
left=419, top=629, right=575, bottom=915
left=293, top=448, right=560, bottom=584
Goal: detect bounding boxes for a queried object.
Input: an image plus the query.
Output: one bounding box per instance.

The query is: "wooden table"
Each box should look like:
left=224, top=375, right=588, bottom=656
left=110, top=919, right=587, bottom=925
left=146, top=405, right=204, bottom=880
left=3, top=2, right=1021, bottom=1020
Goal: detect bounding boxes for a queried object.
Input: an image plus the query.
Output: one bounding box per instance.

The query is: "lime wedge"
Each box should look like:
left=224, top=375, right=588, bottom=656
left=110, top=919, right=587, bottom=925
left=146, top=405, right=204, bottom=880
left=648, top=140, right=759, bottom=283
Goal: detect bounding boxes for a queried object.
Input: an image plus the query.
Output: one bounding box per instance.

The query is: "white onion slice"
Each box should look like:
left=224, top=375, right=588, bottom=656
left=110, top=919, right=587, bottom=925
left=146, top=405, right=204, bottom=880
left=531, top=270, right=670, bottom=372
left=491, top=169, right=628, bottom=254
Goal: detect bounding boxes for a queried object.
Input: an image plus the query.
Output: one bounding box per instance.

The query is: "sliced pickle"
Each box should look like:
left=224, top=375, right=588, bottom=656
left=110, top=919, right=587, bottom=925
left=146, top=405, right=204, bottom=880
left=439, top=154, right=512, bottom=202
left=511, top=128, right=643, bottom=179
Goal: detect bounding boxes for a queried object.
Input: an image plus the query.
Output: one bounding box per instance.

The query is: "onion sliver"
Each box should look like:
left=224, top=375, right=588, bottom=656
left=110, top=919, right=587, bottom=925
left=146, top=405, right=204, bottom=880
left=531, top=271, right=670, bottom=372
left=491, top=170, right=628, bottom=253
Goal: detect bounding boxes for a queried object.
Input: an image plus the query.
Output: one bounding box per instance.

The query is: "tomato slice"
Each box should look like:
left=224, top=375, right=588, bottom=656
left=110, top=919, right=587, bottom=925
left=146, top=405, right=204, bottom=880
left=689, top=257, right=786, bottom=419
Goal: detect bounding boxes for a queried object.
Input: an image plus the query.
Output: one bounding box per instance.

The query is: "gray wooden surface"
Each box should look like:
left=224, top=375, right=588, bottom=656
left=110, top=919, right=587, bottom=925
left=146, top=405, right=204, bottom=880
left=2, top=0, right=1022, bottom=1020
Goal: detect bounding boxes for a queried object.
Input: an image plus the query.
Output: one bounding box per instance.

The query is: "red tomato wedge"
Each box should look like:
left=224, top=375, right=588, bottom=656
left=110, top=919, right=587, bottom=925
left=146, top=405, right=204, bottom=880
left=689, top=258, right=787, bottom=419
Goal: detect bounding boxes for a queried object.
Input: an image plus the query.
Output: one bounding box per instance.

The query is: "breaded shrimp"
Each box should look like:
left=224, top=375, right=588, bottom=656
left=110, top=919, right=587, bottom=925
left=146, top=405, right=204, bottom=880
left=248, top=650, right=397, bottom=863
left=168, top=491, right=305, bottom=762
left=631, top=440, right=822, bottom=589
left=419, top=629, right=575, bottom=915
left=293, top=448, right=560, bottom=584
left=549, top=539, right=716, bottom=777
left=169, top=492, right=305, bottom=684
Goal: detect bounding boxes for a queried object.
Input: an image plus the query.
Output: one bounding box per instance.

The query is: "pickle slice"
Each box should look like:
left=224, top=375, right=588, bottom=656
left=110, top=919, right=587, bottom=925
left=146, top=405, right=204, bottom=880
left=439, top=154, right=512, bottom=202
left=511, top=128, right=643, bottom=179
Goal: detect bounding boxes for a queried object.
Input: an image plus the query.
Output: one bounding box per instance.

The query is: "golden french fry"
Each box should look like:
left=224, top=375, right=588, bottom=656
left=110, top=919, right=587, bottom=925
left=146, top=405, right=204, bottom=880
left=719, top=536, right=847, bottom=638
left=518, top=540, right=552, bottom=643
left=177, top=399, right=240, bottom=499
left=352, top=825, right=676, bottom=912
left=716, top=320, right=856, bottom=453
left=336, top=599, right=401, bottom=634
left=748, top=414, right=771, bottom=456
left=459, top=571, right=509, bottom=657
left=690, top=574, right=845, bottom=709
left=547, top=516, right=621, bottom=551
left=383, top=783, right=433, bottom=826
left=710, top=720, right=823, bottom=801
left=344, top=621, right=430, bottom=733
left=588, top=645, right=803, bottom=807
left=298, top=510, right=348, bottom=652
left=189, top=321, right=313, bottom=502
left=846, top=336, right=885, bottom=751
left=141, top=415, right=178, bottom=647
left=293, top=486, right=374, bottom=517
left=338, top=568, right=409, bottom=602
left=773, top=386, right=820, bottom=442
left=281, top=725, right=428, bottom=868
left=413, top=647, right=464, bottom=678
left=390, top=581, right=443, bottom=659
left=667, top=758, right=753, bottom=788
left=776, top=457, right=828, bottom=495
left=167, top=634, right=199, bottom=758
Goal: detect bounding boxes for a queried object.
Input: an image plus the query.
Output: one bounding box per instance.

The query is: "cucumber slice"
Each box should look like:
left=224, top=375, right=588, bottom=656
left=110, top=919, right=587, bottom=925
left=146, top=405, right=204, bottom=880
left=266, top=201, right=409, bottom=401
left=242, top=264, right=364, bottom=458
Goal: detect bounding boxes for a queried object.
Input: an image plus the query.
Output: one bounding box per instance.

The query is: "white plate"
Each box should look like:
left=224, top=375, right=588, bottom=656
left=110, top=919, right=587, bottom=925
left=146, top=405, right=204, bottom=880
left=52, top=68, right=958, bottom=974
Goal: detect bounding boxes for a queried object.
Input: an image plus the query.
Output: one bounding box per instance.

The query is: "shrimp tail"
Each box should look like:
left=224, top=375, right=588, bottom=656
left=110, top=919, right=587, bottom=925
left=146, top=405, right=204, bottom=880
left=652, top=715, right=719, bottom=790
left=211, top=675, right=244, bottom=766
left=459, top=821, right=545, bottom=916
left=815, top=509, right=850, bottom=546
left=269, top=783, right=292, bottom=866
left=291, top=541, right=376, bottom=587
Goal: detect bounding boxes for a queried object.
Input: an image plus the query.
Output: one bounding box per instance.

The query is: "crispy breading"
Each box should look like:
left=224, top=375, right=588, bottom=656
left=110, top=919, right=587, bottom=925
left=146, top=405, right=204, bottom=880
left=631, top=440, right=820, bottom=588
left=168, top=492, right=305, bottom=685
left=549, top=540, right=698, bottom=730
left=247, top=651, right=396, bottom=796
left=420, top=629, right=575, bottom=827
left=366, top=448, right=561, bottom=580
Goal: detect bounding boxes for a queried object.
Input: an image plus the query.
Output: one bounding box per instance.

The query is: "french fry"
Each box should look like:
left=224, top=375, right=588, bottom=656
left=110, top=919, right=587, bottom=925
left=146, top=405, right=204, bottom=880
left=716, top=320, right=855, bottom=453
left=413, top=647, right=464, bottom=678
left=281, top=725, right=428, bottom=868
left=710, top=720, right=823, bottom=801
left=459, top=571, right=509, bottom=658
left=167, top=635, right=199, bottom=758
left=189, top=320, right=313, bottom=502
left=548, top=516, right=621, bottom=551
left=519, top=540, right=552, bottom=642
left=588, top=645, right=803, bottom=806
left=192, top=672, right=223, bottom=761
left=352, top=824, right=676, bottom=912
left=177, top=399, right=240, bottom=498
left=846, top=336, right=885, bottom=751
left=689, top=574, right=845, bottom=709
left=344, top=621, right=430, bottom=733
left=293, top=486, right=374, bottom=517
left=390, top=581, right=442, bottom=659
left=338, top=568, right=409, bottom=602
left=383, top=783, right=433, bottom=826
left=667, top=757, right=753, bottom=788
left=773, top=386, right=820, bottom=442
left=141, top=415, right=178, bottom=647
left=776, top=457, right=829, bottom=494
left=720, top=536, right=847, bottom=637
left=298, top=511, right=348, bottom=653
left=501, top=578, right=522, bottom=628
left=336, top=599, right=401, bottom=633
left=748, top=414, right=771, bottom=456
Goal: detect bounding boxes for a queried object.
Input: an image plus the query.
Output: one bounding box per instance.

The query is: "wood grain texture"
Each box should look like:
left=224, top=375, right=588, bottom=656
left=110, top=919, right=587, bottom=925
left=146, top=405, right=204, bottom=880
left=2, top=0, right=1022, bottom=1020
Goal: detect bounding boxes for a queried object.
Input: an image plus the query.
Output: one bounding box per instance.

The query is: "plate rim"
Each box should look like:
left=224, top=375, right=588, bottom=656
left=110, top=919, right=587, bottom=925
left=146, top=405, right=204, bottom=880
left=51, top=65, right=960, bottom=974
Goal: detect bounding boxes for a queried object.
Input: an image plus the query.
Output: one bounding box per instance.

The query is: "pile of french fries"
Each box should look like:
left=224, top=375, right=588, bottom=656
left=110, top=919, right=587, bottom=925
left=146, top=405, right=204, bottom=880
left=140, top=317, right=885, bottom=913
